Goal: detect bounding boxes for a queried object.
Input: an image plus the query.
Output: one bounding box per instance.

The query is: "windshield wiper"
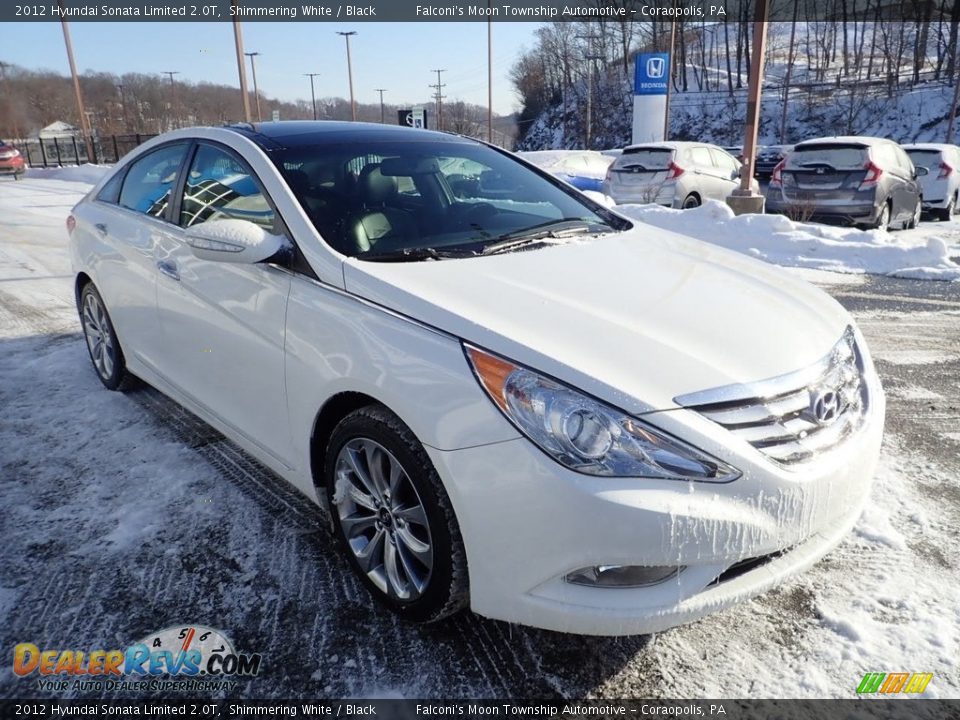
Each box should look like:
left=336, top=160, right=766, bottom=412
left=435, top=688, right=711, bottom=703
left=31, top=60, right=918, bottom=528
left=358, top=246, right=477, bottom=262
left=481, top=219, right=601, bottom=256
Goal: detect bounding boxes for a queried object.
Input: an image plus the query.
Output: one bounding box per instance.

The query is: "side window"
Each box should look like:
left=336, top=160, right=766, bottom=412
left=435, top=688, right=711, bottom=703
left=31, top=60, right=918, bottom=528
left=118, top=144, right=188, bottom=218
left=690, top=147, right=712, bottom=167
left=180, top=144, right=275, bottom=230
left=709, top=149, right=738, bottom=176
left=97, top=171, right=124, bottom=204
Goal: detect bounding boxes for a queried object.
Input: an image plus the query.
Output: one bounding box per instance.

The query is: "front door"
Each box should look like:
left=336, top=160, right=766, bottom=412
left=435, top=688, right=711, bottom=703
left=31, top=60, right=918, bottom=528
left=154, top=141, right=295, bottom=468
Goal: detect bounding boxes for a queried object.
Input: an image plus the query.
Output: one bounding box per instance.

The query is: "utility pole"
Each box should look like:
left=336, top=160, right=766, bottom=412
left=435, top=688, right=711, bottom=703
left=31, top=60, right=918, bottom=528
left=664, top=22, right=676, bottom=140
left=231, top=3, right=252, bottom=123
left=0, top=61, right=20, bottom=140
left=305, top=73, right=320, bottom=120
left=727, top=0, right=770, bottom=215
left=244, top=52, right=262, bottom=122
left=58, top=13, right=95, bottom=162
left=577, top=34, right=600, bottom=149
left=487, top=3, right=493, bottom=143
left=431, top=68, right=446, bottom=130
left=116, top=83, right=129, bottom=132
left=947, top=62, right=960, bottom=142
left=337, top=31, right=358, bottom=121
left=374, top=88, right=387, bottom=123
left=162, top=71, right=180, bottom=129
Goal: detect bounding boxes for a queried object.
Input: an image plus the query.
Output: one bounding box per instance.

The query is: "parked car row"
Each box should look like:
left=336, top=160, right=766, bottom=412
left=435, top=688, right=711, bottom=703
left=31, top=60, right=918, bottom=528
left=579, top=134, right=958, bottom=231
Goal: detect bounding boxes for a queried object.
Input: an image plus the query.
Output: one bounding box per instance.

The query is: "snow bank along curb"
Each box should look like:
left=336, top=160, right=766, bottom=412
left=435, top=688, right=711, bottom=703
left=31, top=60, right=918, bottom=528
left=24, top=164, right=111, bottom=185
left=616, top=200, right=960, bottom=282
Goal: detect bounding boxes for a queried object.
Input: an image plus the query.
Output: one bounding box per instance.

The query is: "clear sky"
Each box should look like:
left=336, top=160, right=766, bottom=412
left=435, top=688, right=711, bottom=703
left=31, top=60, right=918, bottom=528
left=4, top=21, right=542, bottom=115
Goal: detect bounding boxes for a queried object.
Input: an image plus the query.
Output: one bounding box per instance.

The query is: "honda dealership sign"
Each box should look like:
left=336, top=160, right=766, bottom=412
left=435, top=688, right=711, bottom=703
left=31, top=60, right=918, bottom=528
left=632, top=52, right=670, bottom=143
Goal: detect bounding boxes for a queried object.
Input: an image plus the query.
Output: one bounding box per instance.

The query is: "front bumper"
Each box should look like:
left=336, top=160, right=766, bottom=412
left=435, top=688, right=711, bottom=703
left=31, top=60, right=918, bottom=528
left=428, top=371, right=884, bottom=636
left=0, top=160, right=25, bottom=175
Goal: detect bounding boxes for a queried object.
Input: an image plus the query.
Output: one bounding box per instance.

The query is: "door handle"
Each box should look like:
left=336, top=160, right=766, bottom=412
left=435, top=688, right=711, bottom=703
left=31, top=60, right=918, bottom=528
left=157, top=260, right=180, bottom=281
left=95, top=223, right=108, bottom=236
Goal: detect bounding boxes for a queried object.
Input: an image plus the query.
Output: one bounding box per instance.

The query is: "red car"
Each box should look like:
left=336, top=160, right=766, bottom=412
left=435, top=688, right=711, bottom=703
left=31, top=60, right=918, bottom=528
left=0, top=140, right=26, bottom=178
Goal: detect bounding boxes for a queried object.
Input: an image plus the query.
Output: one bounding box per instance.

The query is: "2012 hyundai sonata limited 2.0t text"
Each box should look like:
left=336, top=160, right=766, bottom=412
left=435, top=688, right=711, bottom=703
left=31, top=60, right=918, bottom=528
left=68, top=122, right=885, bottom=636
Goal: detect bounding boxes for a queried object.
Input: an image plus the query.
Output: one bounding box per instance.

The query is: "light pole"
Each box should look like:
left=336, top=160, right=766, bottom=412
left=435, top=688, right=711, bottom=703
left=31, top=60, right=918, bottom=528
left=162, top=71, right=180, bottom=129
left=336, top=31, right=357, bottom=121
left=305, top=73, right=320, bottom=120
left=244, top=52, right=262, bottom=122
left=116, top=83, right=129, bottom=132
left=231, top=2, right=252, bottom=123
left=487, top=3, right=493, bottom=143
left=374, top=88, right=387, bottom=123
left=58, top=13, right=95, bottom=162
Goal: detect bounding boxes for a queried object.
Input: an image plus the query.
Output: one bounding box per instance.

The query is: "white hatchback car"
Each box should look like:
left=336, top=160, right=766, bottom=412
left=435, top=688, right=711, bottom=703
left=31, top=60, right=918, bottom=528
left=69, top=123, right=884, bottom=636
left=904, top=143, right=960, bottom=220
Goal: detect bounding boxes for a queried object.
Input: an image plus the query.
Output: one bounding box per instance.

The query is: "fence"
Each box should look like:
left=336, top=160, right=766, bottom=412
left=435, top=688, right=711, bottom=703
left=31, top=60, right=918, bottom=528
left=13, top=133, right=159, bottom=169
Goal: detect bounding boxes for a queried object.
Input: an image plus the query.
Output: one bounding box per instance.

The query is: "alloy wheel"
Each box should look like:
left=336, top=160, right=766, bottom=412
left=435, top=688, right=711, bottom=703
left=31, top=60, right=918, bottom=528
left=334, top=438, right=434, bottom=601
left=82, top=291, right=116, bottom=381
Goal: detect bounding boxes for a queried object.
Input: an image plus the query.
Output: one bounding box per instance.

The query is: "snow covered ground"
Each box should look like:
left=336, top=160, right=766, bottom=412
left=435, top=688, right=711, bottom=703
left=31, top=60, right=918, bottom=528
left=616, top=200, right=960, bottom=282
left=0, top=171, right=958, bottom=700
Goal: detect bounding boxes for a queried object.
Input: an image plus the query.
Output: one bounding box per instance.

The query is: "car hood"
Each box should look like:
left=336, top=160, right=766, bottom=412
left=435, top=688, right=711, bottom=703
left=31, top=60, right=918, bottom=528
left=342, top=225, right=851, bottom=414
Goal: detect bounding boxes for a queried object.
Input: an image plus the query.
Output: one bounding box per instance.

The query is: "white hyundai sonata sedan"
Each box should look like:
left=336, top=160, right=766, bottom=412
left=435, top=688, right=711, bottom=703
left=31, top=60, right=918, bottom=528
left=68, top=122, right=884, bottom=635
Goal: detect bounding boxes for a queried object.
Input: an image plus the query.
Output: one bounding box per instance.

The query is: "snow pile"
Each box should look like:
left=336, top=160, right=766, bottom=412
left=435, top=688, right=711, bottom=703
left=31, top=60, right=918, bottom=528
left=24, top=163, right=111, bottom=185
left=617, top=200, right=960, bottom=281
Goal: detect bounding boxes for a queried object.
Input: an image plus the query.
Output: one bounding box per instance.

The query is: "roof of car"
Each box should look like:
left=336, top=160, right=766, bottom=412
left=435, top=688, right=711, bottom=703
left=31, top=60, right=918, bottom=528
left=902, top=142, right=957, bottom=151
left=794, top=136, right=893, bottom=147
left=225, top=120, right=473, bottom=149
left=622, top=141, right=720, bottom=151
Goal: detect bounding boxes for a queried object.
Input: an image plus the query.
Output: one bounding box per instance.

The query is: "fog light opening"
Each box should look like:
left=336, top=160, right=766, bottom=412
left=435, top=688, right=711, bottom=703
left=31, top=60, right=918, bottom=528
left=565, top=564, right=682, bottom=588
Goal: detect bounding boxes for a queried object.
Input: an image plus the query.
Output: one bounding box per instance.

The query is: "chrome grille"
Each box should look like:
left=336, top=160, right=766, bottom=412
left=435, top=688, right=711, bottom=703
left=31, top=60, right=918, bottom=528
left=676, top=328, right=868, bottom=465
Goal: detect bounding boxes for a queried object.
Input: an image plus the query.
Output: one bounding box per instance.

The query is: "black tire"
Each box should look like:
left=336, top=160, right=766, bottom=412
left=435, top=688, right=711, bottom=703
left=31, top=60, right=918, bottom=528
left=906, top=198, right=921, bottom=229
left=873, top=201, right=891, bottom=230
left=324, top=405, right=468, bottom=623
left=681, top=193, right=701, bottom=209
left=78, top=283, right=137, bottom=391
left=938, top=197, right=954, bottom=221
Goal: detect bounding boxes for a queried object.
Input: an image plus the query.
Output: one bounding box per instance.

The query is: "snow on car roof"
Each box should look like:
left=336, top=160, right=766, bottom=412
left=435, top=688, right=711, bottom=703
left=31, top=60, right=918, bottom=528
left=794, top=136, right=893, bottom=148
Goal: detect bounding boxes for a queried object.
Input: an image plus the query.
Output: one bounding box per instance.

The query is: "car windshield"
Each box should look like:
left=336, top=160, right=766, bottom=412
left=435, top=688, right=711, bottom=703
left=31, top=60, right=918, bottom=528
left=615, top=149, right=673, bottom=170
left=906, top=150, right=941, bottom=169
left=273, top=139, right=625, bottom=260
left=786, top=144, right=867, bottom=170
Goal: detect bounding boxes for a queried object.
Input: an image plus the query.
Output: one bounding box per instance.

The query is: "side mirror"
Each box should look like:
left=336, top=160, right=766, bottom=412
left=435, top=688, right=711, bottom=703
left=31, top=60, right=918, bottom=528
left=185, top=219, right=289, bottom=264
left=915, top=166, right=929, bottom=177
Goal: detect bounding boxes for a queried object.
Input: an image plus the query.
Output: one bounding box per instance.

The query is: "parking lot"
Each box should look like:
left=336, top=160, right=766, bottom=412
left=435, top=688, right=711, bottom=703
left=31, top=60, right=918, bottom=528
left=0, top=175, right=957, bottom=699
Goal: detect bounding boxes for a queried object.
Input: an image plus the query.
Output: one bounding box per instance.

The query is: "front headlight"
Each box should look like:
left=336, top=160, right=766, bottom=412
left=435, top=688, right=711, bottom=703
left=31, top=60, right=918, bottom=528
left=465, top=345, right=739, bottom=481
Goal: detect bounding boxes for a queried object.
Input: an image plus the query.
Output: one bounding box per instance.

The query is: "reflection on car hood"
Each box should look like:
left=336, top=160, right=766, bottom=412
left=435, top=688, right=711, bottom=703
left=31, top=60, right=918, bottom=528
left=342, top=225, right=850, bottom=413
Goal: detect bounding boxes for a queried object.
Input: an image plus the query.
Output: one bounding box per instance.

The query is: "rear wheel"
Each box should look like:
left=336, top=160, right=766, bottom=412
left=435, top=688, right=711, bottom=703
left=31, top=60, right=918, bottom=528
left=681, top=193, right=701, bottom=209
left=906, top=198, right=922, bottom=229
left=938, top=196, right=955, bottom=221
left=873, top=201, right=891, bottom=230
left=325, top=405, right=468, bottom=623
left=79, top=283, right=136, bottom=391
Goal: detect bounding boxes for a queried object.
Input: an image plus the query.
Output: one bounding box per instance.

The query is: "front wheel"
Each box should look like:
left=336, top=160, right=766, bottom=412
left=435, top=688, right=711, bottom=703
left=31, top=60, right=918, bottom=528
left=79, top=283, right=135, bottom=391
left=325, top=405, right=468, bottom=623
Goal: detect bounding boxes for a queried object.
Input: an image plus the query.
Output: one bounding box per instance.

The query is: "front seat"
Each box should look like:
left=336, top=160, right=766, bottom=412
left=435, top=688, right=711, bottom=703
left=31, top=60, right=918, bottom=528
left=349, top=165, right=418, bottom=253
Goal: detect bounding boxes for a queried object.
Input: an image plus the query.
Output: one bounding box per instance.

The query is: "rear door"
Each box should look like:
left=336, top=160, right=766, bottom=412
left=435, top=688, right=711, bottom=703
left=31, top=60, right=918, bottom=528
left=154, top=141, right=295, bottom=468
left=877, top=143, right=913, bottom=221
left=709, top=148, right=741, bottom=198
left=781, top=143, right=870, bottom=202
left=688, top=146, right=723, bottom=200
left=78, top=142, right=190, bottom=371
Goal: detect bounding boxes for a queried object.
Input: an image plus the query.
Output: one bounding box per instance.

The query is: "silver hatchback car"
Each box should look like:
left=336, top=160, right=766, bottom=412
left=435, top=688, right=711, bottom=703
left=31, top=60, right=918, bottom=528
left=602, top=141, right=758, bottom=208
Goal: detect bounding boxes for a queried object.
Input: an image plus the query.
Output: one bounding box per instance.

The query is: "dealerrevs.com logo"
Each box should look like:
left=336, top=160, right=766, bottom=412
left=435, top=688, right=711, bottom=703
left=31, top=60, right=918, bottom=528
left=13, top=625, right=262, bottom=693
left=857, top=672, right=933, bottom=695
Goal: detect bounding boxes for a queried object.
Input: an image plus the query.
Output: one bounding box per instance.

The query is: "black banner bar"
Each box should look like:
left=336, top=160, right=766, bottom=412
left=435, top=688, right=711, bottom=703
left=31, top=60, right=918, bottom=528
left=0, top=700, right=957, bottom=720
left=1, top=0, right=946, bottom=23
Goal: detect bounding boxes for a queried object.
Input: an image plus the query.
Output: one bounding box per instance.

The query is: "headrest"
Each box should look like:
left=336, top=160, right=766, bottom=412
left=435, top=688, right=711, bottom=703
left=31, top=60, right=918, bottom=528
left=358, top=165, right=397, bottom=204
